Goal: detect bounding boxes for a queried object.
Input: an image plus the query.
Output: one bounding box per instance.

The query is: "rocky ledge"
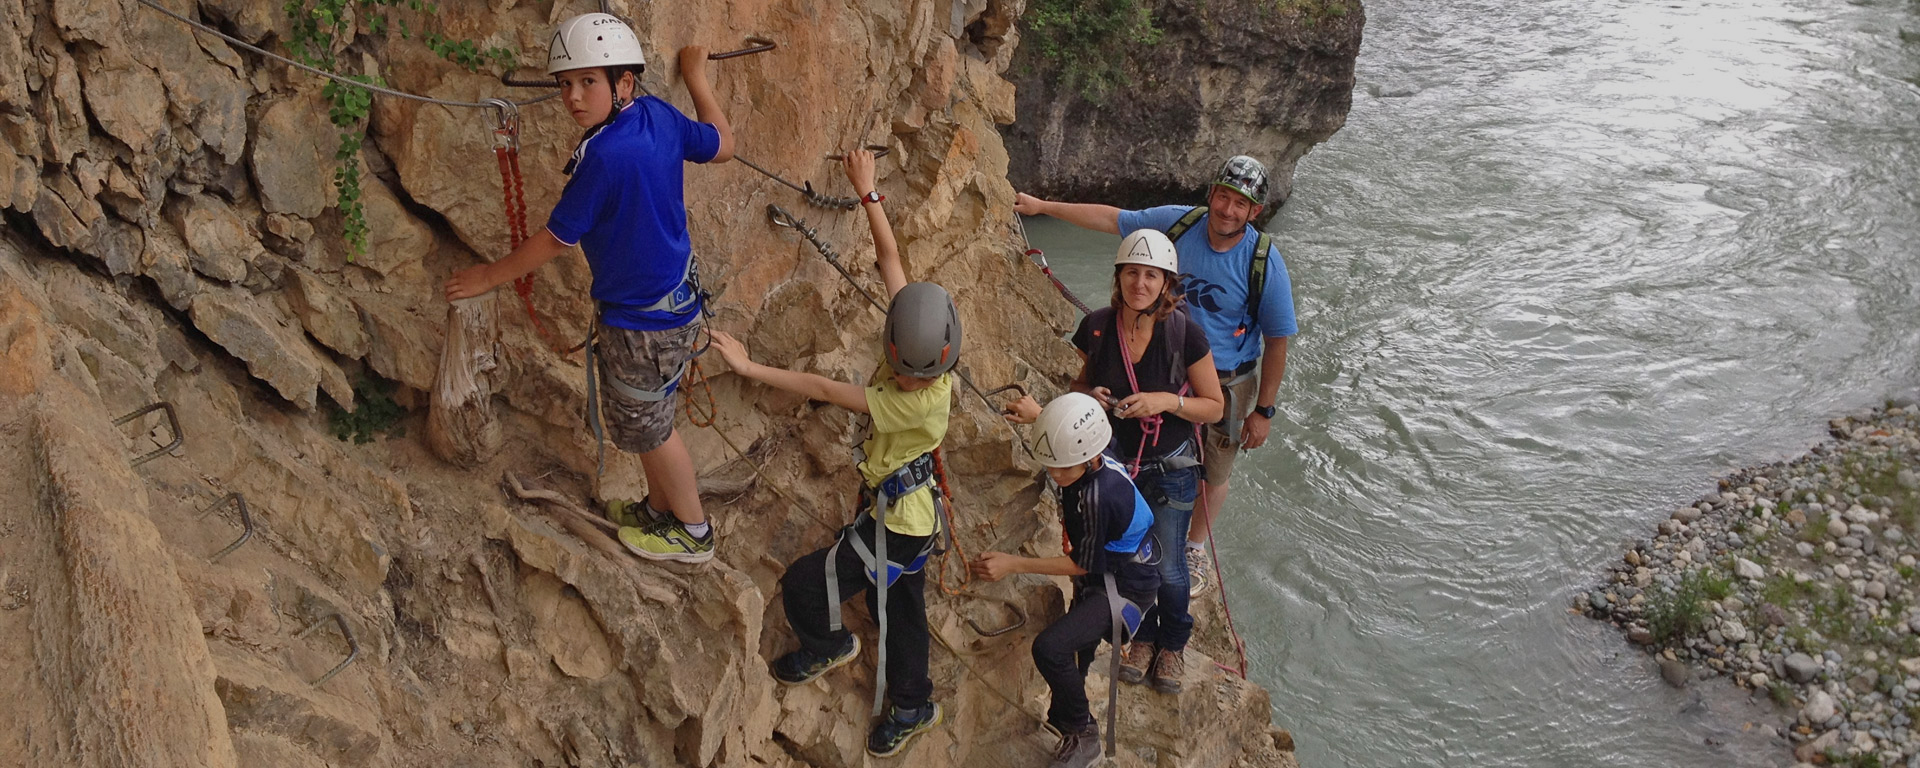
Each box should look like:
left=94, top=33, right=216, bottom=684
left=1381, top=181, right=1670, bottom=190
left=1582, top=399, right=1920, bottom=767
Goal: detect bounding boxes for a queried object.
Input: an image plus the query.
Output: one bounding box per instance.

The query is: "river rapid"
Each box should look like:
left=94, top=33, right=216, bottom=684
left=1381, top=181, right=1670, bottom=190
left=1019, top=0, right=1920, bottom=764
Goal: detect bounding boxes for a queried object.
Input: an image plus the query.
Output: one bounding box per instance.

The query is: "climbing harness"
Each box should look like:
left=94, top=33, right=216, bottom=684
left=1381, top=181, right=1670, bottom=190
left=1015, top=214, right=1095, bottom=315
left=825, top=452, right=943, bottom=718
left=1063, top=456, right=1153, bottom=757
left=1164, top=206, right=1274, bottom=339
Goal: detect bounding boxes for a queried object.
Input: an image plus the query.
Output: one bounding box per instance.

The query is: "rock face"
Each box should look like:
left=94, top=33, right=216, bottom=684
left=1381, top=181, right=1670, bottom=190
left=1002, top=0, right=1364, bottom=214
left=0, top=0, right=1302, bottom=767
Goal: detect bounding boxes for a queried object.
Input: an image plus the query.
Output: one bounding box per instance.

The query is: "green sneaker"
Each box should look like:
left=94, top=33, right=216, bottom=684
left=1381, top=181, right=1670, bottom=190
left=604, top=496, right=670, bottom=528
left=866, top=702, right=942, bottom=757
left=618, top=520, right=715, bottom=563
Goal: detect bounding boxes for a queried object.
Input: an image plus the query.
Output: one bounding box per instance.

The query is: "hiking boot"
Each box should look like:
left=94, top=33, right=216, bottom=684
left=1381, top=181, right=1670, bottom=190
left=604, top=496, right=670, bottom=528
left=1149, top=648, right=1185, bottom=694
left=1047, top=723, right=1102, bottom=768
left=772, top=634, right=860, bottom=685
left=1117, top=640, right=1155, bottom=685
left=866, top=702, right=943, bottom=757
left=1187, top=546, right=1214, bottom=597
left=617, top=519, right=715, bottom=563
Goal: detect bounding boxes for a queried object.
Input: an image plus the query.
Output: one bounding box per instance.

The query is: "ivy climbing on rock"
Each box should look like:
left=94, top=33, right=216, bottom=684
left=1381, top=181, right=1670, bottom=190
left=282, top=0, right=518, bottom=260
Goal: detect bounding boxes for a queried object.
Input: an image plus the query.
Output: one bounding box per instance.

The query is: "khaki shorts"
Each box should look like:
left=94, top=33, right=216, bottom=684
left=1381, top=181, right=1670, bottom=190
left=595, top=318, right=702, bottom=454
left=1202, top=372, right=1259, bottom=486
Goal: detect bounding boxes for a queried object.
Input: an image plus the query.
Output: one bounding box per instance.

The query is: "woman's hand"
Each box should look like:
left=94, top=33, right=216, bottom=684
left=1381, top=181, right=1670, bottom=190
left=444, top=264, right=498, bottom=302
left=1002, top=394, right=1042, bottom=424
left=971, top=552, right=1021, bottom=582
left=1088, top=386, right=1118, bottom=410
left=843, top=149, right=877, bottom=197
left=1114, top=391, right=1180, bottom=420
left=706, top=330, right=753, bottom=372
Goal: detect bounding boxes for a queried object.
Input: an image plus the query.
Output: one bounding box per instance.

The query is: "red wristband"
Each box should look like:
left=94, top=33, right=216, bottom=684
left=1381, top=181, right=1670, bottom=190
left=861, top=190, right=884, bottom=205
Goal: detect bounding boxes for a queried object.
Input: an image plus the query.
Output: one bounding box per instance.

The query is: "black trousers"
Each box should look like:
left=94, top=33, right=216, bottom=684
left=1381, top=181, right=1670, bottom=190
left=780, top=518, right=933, bottom=709
left=1031, top=581, right=1155, bottom=731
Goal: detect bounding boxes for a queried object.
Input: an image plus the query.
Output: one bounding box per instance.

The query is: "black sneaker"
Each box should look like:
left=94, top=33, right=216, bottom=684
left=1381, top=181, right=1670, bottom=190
left=866, top=702, right=942, bottom=757
left=1047, top=723, right=1102, bottom=768
left=772, top=634, right=861, bottom=685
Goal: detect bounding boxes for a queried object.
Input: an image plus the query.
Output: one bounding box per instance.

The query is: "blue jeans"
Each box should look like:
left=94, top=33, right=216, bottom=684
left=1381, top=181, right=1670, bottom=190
left=1132, top=464, right=1197, bottom=651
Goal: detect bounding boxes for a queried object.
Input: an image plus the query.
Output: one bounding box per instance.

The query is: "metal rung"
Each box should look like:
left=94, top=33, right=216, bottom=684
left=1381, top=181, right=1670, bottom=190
left=198, top=493, right=254, bottom=563
left=710, top=36, right=777, bottom=60
left=295, top=613, right=359, bottom=687
left=823, top=145, right=892, bottom=161
left=965, top=594, right=1028, bottom=638
left=112, top=402, right=182, bottom=467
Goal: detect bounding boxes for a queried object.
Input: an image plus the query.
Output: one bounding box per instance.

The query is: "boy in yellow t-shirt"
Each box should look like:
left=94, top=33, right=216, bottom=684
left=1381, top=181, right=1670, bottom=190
left=705, top=150, right=959, bottom=758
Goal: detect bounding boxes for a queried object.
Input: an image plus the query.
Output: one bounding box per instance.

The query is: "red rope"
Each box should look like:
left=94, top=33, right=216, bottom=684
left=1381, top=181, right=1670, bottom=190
left=1031, top=248, right=1095, bottom=316
left=495, top=143, right=567, bottom=353
left=1194, top=422, right=1251, bottom=679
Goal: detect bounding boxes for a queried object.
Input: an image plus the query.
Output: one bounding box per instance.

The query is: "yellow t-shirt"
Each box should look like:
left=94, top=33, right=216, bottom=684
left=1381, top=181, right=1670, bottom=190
left=857, top=371, right=953, bottom=536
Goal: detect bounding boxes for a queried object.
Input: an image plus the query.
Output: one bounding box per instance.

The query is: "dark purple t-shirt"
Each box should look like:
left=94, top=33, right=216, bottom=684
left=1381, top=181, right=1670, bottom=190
left=1071, top=308, right=1212, bottom=460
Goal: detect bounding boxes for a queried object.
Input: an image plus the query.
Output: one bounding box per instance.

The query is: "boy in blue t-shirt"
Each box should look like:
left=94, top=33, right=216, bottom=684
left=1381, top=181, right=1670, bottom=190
left=444, top=13, right=731, bottom=563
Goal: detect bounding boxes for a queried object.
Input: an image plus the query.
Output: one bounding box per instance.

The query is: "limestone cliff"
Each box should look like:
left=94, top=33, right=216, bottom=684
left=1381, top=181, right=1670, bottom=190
left=1001, top=0, right=1363, bottom=213
left=0, top=0, right=1298, bottom=766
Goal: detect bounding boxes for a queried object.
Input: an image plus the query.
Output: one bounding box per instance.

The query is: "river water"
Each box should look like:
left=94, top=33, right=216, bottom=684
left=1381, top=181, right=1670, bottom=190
left=1019, top=0, right=1920, bottom=764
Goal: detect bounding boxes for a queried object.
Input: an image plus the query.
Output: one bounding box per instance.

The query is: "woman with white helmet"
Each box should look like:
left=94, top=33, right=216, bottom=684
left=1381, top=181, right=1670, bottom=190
left=1005, top=229, right=1224, bottom=697
left=972, top=392, right=1162, bottom=768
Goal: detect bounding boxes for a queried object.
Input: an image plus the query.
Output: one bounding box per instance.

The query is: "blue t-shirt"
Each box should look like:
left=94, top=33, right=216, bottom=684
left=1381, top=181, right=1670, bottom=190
left=546, top=97, right=721, bottom=331
left=1117, top=206, right=1298, bottom=370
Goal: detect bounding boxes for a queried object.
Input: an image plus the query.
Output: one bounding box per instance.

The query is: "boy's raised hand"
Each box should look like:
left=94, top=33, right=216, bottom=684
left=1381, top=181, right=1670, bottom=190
left=444, top=264, right=496, bottom=301
left=677, top=46, right=709, bottom=81
left=706, top=329, right=752, bottom=371
left=842, top=149, right=877, bottom=196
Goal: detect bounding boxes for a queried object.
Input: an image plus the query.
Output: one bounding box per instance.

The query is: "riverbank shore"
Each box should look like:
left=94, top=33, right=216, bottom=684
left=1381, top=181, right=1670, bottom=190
left=1583, top=398, right=1920, bottom=767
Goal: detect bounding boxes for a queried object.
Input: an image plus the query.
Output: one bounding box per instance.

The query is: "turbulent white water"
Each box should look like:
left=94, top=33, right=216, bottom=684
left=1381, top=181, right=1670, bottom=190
left=1021, top=0, right=1920, bottom=764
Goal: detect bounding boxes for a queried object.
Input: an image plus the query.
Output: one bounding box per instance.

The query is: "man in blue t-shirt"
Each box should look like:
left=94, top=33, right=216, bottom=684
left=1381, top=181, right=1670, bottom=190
left=1014, top=156, right=1297, bottom=596
left=445, top=13, right=732, bottom=564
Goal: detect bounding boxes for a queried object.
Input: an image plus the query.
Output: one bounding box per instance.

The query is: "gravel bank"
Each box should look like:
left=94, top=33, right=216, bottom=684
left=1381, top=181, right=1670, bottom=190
left=1583, top=400, right=1920, bottom=767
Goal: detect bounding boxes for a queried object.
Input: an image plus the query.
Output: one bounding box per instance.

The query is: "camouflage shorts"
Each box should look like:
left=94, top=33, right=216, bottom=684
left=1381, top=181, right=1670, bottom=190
left=595, top=318, right=703, bottom=454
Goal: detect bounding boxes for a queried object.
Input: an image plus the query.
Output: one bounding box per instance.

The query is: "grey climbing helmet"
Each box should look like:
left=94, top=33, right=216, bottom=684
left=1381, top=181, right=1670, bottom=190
left=1213, top=155, right=1269, bottom=204
left=884, top=282, right=963, bottom=378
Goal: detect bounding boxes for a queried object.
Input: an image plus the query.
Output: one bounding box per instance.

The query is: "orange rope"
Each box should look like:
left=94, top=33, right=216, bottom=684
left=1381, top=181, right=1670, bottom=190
left=494, top=139, right=568, bottom=353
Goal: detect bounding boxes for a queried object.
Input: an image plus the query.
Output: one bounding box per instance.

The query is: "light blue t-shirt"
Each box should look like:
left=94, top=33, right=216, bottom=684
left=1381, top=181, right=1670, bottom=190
left=546, top=96, right=721, bottom=331
left=1117, top=206, right=1298, bottom=370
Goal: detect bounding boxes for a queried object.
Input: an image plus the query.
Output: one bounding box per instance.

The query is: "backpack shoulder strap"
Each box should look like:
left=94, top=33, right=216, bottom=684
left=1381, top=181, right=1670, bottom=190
left=1165, top=307, right=1191, bottom=390
left=1163, top=206, right=1208, bottom=243
left=1084, top=306, right=1116, bottom=376
left=1245, top=233, right=1272, bottom=332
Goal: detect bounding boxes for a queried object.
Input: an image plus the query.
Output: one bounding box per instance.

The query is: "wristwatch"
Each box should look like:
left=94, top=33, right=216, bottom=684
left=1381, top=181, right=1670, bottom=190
left=860, top=190, right=885, bottom=205
left=1252, top=404, right=1277, bottom=420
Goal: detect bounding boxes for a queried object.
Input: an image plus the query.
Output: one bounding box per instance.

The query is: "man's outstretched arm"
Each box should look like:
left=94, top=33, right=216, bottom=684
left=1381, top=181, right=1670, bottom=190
left=1014, top=192, right=1122, bottom=235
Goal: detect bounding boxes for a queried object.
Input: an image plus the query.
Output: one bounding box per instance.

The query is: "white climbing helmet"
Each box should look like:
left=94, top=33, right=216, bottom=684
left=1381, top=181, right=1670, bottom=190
left=1114, top=229, right=1179, bottom=275
left=546, top=13, right=647, bottom=75
left=1030, top=393, right=1113, bottom=469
